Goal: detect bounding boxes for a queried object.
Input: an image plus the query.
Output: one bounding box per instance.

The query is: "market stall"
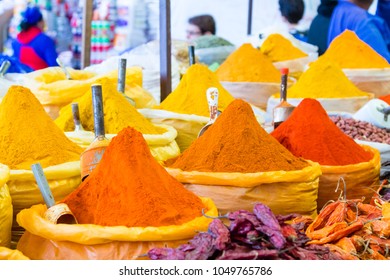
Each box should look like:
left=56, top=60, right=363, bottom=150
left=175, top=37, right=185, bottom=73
left=1, top=0, right=390, bottom=263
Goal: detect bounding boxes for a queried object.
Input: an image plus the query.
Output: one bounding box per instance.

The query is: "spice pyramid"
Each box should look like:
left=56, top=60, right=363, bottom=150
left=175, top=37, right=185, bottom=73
left=260, top=33, right=307, bottom=62
left=271, top=98, right=372, bottom=166
left=216, top=43, right=281, bottom=83
left=158, top=64, right=235, bottom=117
left=274, top=56, right=370, bottom=98
left=0, top=86, right=83, bottom=170
left=62, top=126, right=205, bottom=227
left=168, top=99, right=308, bottom=173
left=55, top=78, right=164, bottom=134
left=322, top=30, right=390, bottom=69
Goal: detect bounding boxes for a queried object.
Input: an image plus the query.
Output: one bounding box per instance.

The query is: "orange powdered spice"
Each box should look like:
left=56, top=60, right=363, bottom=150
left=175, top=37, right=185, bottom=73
left=216, top=43, right=281, bottom=83
left=271, top=98, right=373, bottom=166
left=322, top=30, right=390, bottom=69
left=62, top=126, right=205, bottom=227
left=167, top=99, right=308, bottom=173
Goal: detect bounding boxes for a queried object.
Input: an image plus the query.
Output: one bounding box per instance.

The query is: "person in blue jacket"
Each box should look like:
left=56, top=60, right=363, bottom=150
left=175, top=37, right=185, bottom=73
left=12, top=6, right=58, bottom=71
left=327, top=0, right=390, bottom=62
left=377, top=0, right=390, bottom=28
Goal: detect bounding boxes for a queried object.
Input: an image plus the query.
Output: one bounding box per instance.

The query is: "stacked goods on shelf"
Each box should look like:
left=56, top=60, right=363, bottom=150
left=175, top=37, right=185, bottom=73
left=16, top=127, right=218, bottom=260
left=321, top=30, right=390, bottom=97
left=0, top=86, right=83, bottom=246
left=266, top=56, right=374, bottom=116
left=271, top=98, right=380, bottom=211
left=140, top=64, right=265, bottom=152
left=165, top=99, right=321, bottom=217
left=55, top=78, right=180, bottom=163
left=260, top=33, right=317, bottom=79
left=215, top=43, right=283, bottom=110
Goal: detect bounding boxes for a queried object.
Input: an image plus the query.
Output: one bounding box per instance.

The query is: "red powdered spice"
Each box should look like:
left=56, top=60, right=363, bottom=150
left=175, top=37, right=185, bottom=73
left=271, top=98, right=373, bottom=166
left=62, top=127, right=205, bottom=227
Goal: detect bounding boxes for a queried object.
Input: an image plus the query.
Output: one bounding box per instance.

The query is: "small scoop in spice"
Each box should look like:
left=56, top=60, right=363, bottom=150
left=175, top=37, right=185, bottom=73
left=32, top=163, right=77, bottom=224
left=198, top=87, right=220, bottom=137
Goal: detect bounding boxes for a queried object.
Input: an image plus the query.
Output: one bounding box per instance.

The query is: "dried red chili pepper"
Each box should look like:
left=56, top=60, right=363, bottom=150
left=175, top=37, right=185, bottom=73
left=308, top=220, right=364, bottom=245
left=208, top=219, right=230, bottom=251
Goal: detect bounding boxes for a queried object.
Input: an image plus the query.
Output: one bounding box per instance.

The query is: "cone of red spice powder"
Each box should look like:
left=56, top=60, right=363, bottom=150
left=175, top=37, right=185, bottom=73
left=271, top=98, right=373, bottom=166
left=62, top=126, right=205, bottom=227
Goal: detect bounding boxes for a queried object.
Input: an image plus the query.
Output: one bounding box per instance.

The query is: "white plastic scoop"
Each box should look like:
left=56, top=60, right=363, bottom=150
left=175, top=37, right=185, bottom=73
left=198, top=87, right=219, bottom=137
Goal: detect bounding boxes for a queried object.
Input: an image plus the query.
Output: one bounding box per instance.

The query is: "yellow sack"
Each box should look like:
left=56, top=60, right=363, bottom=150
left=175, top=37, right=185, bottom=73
left=317, top=145, right=380, bottom=211
left=65, top=124, right=180, bottom=163
left=0, top=164, right=11, bottom=248
left=124, top=84, right=158, bottom=109
left=139, top=108, right=266, bottom=152
left=16, top=197, right=217, bottom=260
left=166, top=161, right=321, bottom=218
left=0, top=246, right=29, bottom=260
left=8, top=161, right=81, bottom=244
left=21, top=66, right=143, bottom=119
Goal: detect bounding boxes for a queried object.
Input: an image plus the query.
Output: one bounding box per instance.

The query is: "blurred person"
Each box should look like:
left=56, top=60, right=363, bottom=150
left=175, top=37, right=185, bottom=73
left=307, top=0, right=338, bottom=55
left=279, top=0, right=308, bottom=42
left=377, top=0, right=390, bottom=27
left=12, top=5, right=58, bottom=71
left=327, top=0, right=390, bottom=62
left=186, top=14, right=216, bottom=42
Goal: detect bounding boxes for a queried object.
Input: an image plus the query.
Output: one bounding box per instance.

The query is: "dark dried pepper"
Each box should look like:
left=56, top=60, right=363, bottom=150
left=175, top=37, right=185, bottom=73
left=208, top=219, right=230, bottom=251
left=253, top=203, right=281, bottom=231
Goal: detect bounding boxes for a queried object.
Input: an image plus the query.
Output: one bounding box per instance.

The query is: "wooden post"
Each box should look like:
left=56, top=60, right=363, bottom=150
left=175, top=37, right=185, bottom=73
left=81, top=0, right=93, bottom=69
left=159, top=0, right=172, bottom=102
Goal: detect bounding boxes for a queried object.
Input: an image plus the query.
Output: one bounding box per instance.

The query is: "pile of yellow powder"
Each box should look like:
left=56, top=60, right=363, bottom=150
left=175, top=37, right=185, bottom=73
left=273, top=57, right=371, bottom=99
left=216, top=43, right=281, bottom=83
left=260, top=33, right=308, bottom=62
left=55, top=78, right=165, bottom=134
left=158, top=64, right=235, bottom=117
left=0, top=86, right=83, bottom=170
left=322, top=30, right=390, bottom=69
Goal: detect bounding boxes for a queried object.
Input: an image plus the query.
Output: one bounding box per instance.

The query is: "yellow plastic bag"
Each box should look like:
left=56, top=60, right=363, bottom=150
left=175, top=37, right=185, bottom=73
left=317, top=145, right=380, bottom=211
left=16, top=197, right=218, bottom=260
left=166, top=161, right=322, bottom=218
left=0, top=164, right=11, bottom=248
left=65, top=124, right=180, bottom=163
left=0, top=246, right=29, bottom=260
left=21, top=66, right=143, bottom=119
left=139, top=108, right=266, bottom=152
left=7, top=161, right=81, bottom=245
left=124, top=84, right=158, bottom=109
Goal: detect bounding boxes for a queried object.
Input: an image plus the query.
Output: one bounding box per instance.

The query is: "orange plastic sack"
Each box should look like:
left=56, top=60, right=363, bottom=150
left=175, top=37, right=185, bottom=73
left=317, top=145, right=380, bottom=211
left=16, top=197, right=217, bottom=260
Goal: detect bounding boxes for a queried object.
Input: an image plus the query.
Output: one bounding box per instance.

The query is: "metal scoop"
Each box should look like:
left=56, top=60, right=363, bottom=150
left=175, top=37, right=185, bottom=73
left=188, top=45, right=196, bottom=66
left=198, top=87, right=219, bottom=137
left=32, top=163, right=77, bottom=224
left=0, top=60, right=11, bottom=78
left=80, top=84, right=110, bottom=181
left=72, top=103, right=85, bottom=132
left=118, top=58, right=136, bottom=106
left=377, top=106, right=390, bottom=122
left=273, top=68, right=295, bottom=129
left=56, top=57, right=72, bottom=80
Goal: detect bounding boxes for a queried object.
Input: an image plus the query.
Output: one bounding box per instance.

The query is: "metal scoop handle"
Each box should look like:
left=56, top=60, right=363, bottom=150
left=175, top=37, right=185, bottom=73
left=206, top=87, right=219, bottom=125
left=32, top=163, right=55, bottom=208
left=56, top=58, right=72, bottom=80
left=71, top=103, right=85, bottom=131
left=188, top=45, right=195, bottom=66
left=0, top=60, right=11, bottom=77
left=117, top=58, right=136, bottom=106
